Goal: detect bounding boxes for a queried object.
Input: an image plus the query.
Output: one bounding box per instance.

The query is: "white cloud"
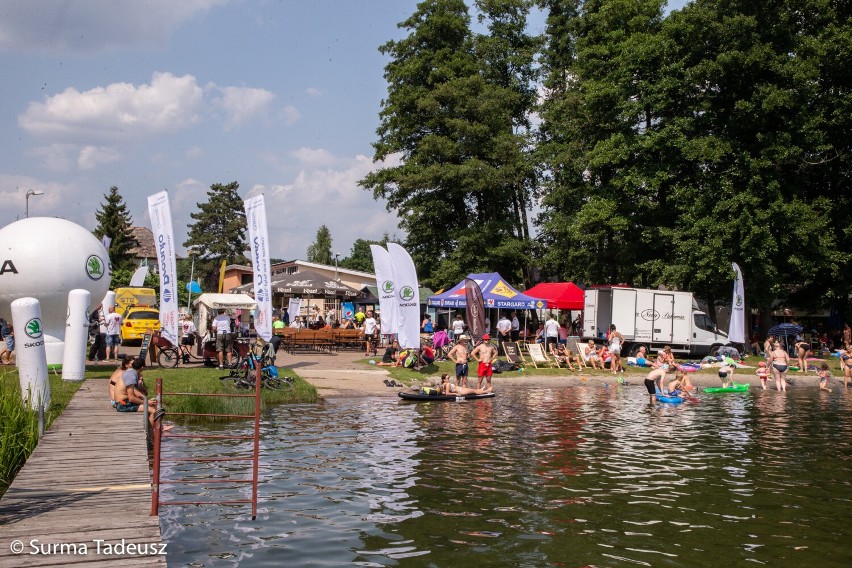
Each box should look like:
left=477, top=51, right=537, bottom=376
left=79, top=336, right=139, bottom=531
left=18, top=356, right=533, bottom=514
left=77, top=145, right=121, bottom=170
left=306, top=87, right=323, bottom=97
left=249, top=150, right=403, bottom=259
left=0, top=0, right=228, bottom=54
left=18, top=72, right=205, bottom=142
left=212, top=86, right=276, bottom=130
left=17, top=72, right=297, bottom=171
left=278, top=105, right=301, bottom=125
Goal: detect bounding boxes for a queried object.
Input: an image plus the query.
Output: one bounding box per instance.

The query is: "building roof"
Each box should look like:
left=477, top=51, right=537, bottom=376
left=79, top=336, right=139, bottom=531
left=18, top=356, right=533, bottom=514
left=128, top=226, right=156, bottom=259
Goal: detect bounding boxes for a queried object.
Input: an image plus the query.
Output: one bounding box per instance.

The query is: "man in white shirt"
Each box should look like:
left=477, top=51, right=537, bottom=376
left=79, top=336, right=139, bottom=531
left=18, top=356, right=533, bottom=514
left=511, top=311, right=520, bottom=342
left=212, top=309, right=233, bottom=368
left=496, top=314, right=512, bottom=355
left=544, top=313, right=560, bottom=351
left=104, top=305, right=123, bottom=361
left=363, top=310, right=378, bottom=356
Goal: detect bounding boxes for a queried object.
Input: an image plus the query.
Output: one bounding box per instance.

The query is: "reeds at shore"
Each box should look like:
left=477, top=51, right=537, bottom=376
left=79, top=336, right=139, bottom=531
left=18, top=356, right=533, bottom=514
left=0, top=370, right=81, bottom=496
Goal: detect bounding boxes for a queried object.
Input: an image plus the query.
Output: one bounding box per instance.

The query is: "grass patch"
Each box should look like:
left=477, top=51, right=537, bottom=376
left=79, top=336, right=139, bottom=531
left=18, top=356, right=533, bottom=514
left=0, top=369, right=81, bottom=496
left=141, top=365, right=318, bottom=420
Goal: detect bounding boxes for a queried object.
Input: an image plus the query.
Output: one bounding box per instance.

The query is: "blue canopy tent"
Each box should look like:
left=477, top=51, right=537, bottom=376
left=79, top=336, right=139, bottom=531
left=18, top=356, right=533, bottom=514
left=428, top=273, right=546, bottom=341
left=427, top=273, right=547, bottom=310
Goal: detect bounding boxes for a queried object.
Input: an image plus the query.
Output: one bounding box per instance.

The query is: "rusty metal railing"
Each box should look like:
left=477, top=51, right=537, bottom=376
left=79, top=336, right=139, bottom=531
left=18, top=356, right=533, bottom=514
left=151, top=363, right=262, bottom=520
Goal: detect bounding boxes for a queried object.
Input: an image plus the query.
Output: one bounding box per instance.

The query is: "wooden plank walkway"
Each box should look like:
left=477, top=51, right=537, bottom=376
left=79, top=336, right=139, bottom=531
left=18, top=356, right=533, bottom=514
left=0, top=379, right=165, bottom=567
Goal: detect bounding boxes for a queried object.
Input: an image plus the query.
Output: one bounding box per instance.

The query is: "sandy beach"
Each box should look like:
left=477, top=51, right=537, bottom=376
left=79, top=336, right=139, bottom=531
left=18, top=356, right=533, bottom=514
left=278, top=349, right=834, bottom=398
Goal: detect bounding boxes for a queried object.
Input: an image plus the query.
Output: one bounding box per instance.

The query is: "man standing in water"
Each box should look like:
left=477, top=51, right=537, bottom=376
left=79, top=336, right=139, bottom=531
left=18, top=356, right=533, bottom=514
left=471, top=334, right=499, bottom=391
left=447, top=335, right=471, bottom=387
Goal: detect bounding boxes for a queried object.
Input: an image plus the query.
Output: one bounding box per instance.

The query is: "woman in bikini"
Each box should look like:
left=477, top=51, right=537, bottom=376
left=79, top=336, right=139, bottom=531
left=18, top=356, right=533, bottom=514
left=769, top=341, right=789, bottom=392
left=841, top=346, right=852, bottom=388
left=795, top=340, right=812, bottom=373
left=439, top=374, right=491, bottom=395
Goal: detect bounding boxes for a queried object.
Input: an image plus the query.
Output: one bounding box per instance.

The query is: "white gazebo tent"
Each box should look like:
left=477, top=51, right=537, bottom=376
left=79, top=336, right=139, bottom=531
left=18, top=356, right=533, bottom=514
left=193, top=293, right=258, bottom=334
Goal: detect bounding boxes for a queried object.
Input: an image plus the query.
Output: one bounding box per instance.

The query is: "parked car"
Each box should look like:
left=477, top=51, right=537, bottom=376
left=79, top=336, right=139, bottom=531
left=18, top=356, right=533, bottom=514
left=120, top=306, right=161, bottom=343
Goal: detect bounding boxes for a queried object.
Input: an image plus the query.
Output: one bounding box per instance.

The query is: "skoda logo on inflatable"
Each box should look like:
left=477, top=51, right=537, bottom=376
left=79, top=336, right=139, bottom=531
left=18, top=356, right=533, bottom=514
left=86, top=255, right=105, bottom=280
left=399, top=286, right=415, bottom=302
left=382, top=280, right=394, bottom=294
left=25, top=318, right=43, bottom=339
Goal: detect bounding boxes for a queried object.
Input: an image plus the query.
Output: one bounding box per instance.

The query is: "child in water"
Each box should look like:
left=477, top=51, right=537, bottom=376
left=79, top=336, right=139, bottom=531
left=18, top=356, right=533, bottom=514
left=818, top=363, right=832, bottom=392
left=755, top=361, right=769, bottom=390
left=718, top=361, right=734, bottom=388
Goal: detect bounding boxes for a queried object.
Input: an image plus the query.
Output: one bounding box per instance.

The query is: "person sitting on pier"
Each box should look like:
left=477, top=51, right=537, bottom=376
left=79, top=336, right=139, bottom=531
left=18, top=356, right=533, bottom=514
left=114, top=358, right=158, bottom=424
left=439, top=374, right=491, bottom=396
left=108, top=356, right=135, bottom=407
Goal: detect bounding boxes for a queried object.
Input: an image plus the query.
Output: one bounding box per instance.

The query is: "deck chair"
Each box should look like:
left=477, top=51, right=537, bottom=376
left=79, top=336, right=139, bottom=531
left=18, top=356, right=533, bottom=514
left=526, top=343, right=557, bottom=369
left=567, top=337, right=588, bottom=369
left=503, top=341, right=527, bottom=367
left=549, top=343, right=576, bottom=370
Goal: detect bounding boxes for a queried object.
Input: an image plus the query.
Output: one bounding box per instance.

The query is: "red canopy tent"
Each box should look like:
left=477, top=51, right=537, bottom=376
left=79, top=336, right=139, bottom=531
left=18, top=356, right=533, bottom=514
left=524, top=282, right=585, bottom=310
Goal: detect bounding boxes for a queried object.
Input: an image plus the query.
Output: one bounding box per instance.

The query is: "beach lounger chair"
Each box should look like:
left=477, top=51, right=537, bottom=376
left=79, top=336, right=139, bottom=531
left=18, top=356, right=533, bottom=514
left=527, top=343, right=557, bottom=369
left=503, top=341, right=527, bottom=368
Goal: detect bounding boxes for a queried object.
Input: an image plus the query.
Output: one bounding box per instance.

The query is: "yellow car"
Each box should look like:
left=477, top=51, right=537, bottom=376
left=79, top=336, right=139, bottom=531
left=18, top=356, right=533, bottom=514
left=120, top=306, right=161, bottom=343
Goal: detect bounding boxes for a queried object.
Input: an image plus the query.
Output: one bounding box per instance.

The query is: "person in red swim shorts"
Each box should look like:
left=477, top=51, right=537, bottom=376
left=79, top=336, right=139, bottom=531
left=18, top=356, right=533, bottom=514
left=471, top=334, right=499, bottom=391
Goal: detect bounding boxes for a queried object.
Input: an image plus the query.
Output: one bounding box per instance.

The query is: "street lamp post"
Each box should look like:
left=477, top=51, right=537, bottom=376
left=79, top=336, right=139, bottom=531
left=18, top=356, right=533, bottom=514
left=25, top=190, right=44, bottom=218
left=334, top=253, right=340, bottom=282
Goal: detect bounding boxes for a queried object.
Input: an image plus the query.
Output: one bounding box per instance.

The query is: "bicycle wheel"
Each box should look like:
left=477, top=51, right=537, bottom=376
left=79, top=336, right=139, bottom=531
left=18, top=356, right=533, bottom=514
left=220, top=376, right=252, bottom=389
left=158, top=347, right=180, bottom=368
left=263, top=376, right=291, bottom=391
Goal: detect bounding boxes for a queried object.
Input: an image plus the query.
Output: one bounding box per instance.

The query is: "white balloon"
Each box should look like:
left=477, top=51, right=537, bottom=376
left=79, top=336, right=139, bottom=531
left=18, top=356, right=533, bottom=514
left=0, top=218, right=112, bottom=365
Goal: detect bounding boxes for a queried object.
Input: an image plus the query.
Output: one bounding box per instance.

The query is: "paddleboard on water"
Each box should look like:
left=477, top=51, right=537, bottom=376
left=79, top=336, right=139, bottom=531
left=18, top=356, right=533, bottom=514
left=655, top=390, right=685, bottom=404
left=398, top=391, right=496, bottom=402
left=703, top=383, right=750, bottom=394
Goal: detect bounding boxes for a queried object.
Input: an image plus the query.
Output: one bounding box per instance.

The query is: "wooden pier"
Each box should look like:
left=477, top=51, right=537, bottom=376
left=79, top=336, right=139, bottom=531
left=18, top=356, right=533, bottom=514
left=0, top=380, right=164, bottom=567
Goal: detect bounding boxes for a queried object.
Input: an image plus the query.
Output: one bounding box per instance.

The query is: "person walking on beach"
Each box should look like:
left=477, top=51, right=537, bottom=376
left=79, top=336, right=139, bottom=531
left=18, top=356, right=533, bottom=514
left=471, top=334, right=498, bottom=391
left=363, top=310, right=378, bottom=356
left=447, top=335, right=470, bottom=387
left=769, top=341, right=789, bottom=392
left=607, top=324, right=624, bottom=374
left=104, top=305, right=122, bottom=362
left=795, top=340, right=812, bottom=373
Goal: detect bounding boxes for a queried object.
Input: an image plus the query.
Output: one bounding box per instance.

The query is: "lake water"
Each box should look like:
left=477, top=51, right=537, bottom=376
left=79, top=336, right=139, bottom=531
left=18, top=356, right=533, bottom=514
left=158, top=385, right=852, bottom=567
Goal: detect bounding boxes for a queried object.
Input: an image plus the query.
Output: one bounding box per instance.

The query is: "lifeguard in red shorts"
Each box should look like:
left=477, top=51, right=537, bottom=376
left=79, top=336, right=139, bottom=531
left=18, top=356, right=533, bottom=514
left=471, top=334, right=499, bottom=391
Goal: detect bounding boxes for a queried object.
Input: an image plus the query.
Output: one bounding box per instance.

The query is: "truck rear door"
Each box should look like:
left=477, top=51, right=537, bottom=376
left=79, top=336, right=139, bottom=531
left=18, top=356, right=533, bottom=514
left=611, top=288, right=637, bottom=339
left=652, top=293, right=675, bottom=343
left=583, top=290, right=598, bottom=338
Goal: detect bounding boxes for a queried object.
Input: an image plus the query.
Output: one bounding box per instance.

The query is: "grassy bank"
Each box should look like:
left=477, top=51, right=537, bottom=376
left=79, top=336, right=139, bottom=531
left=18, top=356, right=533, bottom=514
left=0, top=369, right=81, bottom=496
left=136, top=365, right=318, bottom=419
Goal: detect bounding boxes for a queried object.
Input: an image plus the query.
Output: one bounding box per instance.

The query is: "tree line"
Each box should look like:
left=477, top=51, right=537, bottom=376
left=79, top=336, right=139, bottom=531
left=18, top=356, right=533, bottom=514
left=360, top=0, right=851, bottom=326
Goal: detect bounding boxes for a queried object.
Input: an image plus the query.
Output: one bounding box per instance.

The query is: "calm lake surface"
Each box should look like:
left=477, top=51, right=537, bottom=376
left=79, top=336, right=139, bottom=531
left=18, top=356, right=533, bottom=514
left=159, top=385, right=852, bottom=567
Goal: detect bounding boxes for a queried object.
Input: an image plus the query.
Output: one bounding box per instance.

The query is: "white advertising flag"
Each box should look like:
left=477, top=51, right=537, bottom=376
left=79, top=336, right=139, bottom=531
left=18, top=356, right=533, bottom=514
left=729, top=262, right=745, bottom=344
left=244, top=195, right=273, bottom=341
left=147, top=191, right=179, bottom=345
left=387, top=243, right=420, bottom=349
left=370, top=245, right=398, bottom=335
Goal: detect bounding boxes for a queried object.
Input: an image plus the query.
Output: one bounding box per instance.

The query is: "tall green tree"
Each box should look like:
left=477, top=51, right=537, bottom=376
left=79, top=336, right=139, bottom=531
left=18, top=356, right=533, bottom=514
left=184, top=181, right=248, bottom=291
left=537, top=0, right=667, bottom=286
left=92, top=186, right=135, bottom=271
left=360, top=0, right=539, bottom=290
left=339, top=234, right=396, bottom=273
left=306, top=225, right=333, bottom=265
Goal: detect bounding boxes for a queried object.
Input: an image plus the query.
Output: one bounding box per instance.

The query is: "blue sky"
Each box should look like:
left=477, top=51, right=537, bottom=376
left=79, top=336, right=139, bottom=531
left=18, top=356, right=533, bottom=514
left=0, top=0, right=687, bottom=260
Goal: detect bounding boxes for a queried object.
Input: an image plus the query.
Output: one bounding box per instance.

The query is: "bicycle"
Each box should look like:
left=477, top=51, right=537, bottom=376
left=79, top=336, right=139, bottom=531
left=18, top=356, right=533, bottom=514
left=154, top=331, right=248, bottom=369
left=220, top=343, right=291, bottom=391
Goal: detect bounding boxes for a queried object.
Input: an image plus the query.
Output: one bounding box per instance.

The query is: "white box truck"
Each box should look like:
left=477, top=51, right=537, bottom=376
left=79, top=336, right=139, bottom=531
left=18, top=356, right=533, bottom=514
left=582, top=287, right=728, bottom=357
